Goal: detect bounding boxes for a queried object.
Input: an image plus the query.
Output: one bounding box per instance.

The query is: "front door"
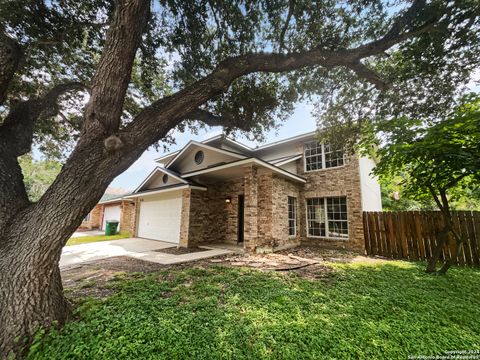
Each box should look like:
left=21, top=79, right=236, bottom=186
left=237, top=195, right=245, bottom=243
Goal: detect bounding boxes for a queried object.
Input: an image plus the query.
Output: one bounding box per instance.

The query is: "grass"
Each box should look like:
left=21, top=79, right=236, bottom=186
left=66, top=233, right=130, bottom=246
left=28, top=261, right=480, bottom=359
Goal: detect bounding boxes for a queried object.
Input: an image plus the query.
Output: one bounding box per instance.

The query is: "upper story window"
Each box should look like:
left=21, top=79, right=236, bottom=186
left=304, top=142, right=344, bottom=172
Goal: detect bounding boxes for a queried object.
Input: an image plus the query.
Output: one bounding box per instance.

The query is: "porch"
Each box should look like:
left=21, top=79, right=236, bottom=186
left=180, top=160, right=306, bottom=253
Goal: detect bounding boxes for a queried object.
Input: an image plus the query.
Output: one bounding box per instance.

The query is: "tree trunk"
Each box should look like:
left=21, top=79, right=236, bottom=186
left=0, top=234, right=70, bottom=358
left=438, top=238, right=464, bottom=275
left=0, top=130, right=154, bottom=358
left=425, top=225, right=450, bottom=273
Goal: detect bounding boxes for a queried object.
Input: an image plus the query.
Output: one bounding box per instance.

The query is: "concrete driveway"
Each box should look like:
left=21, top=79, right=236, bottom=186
left=60, top=238, right=235, bottom=270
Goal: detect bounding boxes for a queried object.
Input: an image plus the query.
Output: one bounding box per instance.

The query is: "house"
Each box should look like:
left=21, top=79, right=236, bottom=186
left=111, top=131, right=381, bottom=252
left=80, top=191, right=136, bottom=234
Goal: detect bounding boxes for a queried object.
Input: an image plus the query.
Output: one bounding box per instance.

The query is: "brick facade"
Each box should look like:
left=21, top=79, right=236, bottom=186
left=82, top=145, right=367, bottom=253
left=79, top=200, right=136, bottom=236
left=179, top=189, right=207, bottom=247
left=297, top=154, right=364, bottom=250
left=119, top=200, right=136, bottom=236
left=177, top=154, right=364, bottom=252
left=79, top=204, right=103, bottom=230
left=199, top=178, right=244, bottom=245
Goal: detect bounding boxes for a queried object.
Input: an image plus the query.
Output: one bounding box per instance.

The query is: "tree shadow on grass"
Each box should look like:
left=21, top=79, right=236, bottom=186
left=28, top=263, right=480, bottom=360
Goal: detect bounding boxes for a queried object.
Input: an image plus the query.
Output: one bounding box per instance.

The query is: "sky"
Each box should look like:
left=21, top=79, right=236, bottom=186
left=109, top=101, right=317, bottom=191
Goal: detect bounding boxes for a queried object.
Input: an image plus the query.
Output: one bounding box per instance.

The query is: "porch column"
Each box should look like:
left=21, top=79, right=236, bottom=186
left=179, top=189, right=206, bottom=248
left=179, top=189, right=192, bottom=248
left=244, top=165, right=258, bottom=252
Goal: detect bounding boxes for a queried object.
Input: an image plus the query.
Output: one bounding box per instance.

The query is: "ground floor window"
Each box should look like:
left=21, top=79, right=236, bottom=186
left=306, top=197, right=348, bottom=239
left=83, top=212, right=91, bottom=222
left=288, top=196, right=297, bottom=236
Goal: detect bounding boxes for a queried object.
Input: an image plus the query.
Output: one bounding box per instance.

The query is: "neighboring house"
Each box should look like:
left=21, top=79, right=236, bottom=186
left=103, top=131, right=381, bottom=252
left=80, top=192, right=136, bottom=235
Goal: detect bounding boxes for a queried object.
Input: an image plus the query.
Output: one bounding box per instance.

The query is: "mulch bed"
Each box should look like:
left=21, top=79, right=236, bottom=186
left=153, top=246, right=209, bottom=255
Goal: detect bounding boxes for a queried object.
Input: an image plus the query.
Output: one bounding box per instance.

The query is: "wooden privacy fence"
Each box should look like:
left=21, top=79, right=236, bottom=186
left=363, top=211, right=480, bottom=266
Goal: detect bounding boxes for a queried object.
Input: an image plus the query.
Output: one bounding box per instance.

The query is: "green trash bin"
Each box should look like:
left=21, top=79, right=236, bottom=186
left=105, top=220, right=119, bottom=235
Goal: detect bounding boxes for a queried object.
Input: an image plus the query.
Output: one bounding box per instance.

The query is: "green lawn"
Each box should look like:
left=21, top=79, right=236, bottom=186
left=66, top=233, right=130, bottom=246
left=28, top=261, right=480, bottom=359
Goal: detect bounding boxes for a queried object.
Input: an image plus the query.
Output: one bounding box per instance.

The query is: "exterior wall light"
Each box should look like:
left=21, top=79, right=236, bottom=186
left=225, top=196, right=232, bottom=204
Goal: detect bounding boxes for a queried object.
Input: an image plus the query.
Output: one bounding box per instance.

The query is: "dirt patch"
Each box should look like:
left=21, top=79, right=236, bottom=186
left=61, top=246, right=391, bottom=298
left=153, top=247, right=209, bottom=255
left=62, top=256, right=169, bottom=299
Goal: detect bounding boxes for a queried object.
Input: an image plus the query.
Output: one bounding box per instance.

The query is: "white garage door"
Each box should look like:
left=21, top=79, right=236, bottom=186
left=102, top=204, right=122, bottom=230
left=137, top=191, right=182, bottom=243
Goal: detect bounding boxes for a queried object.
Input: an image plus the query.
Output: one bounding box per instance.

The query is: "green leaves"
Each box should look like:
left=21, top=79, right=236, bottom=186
left=1, top=0, right=479, bottom=159
left=366, top=95, right=480, bottom=210
left=19, top=154, right=61, bottom=202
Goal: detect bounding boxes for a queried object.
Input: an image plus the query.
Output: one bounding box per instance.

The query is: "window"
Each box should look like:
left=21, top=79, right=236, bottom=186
left=83, top=212, right=91, bottom=222
left=304, top=142, right=344, bottom=171
left=304, top=141, right=323, bottom=171
left=288, top=196, right=297, bottom=236
left=324, top=144, right=344, bottom=168
left=194, top=150, right=204, bottom=165
left=162, top=174, right=169, bottom=184
left=306, top=197, right=348, bottom=239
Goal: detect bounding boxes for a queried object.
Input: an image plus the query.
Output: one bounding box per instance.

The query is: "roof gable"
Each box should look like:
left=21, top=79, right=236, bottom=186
left=133, top=167, right=187, bottom=193
left=166, top=141, right=246, bottom=174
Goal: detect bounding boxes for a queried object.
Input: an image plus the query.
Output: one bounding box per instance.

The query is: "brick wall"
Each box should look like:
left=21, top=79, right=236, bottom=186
left=270, top=175, right=302, bottom=250
left=119, top=200, right=136, bottom=236
left=201, top=177, right=244, bottom=245
left=179, top=189, right=207, bottom=247
left=79, top=204, right=103, bottom=230
left=256, top=173, right=273, bottom=247
left=297, top=153, right=364, bottom=250
left=176, top=152, right=365, bottom=252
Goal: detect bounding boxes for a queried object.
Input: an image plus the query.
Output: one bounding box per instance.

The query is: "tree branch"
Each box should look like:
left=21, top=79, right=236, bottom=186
left=82, top=0, right=150, bottom=136
left=427, top=185, right=444, bottom=212
left=279, top=0, right=295, bottom=52
left=185, top=108, right=255, bottom=131
left=123, top=0, right=436, bottom=147
left=353, top=0, right=437, bottom=58
left=0, top=28, right=22, bottom=105
left=0, top=82, right=87, bottom=157
left=346, top=60, right=388, bottom=89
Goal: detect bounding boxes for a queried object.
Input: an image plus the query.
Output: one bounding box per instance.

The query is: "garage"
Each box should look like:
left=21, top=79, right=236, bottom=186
left=137, top=191, right=182, bottom=243
left=102, top=204, right=122, bottom=230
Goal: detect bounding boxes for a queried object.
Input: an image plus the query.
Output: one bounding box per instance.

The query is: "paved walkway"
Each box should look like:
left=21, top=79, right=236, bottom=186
left=60, top=238, right=236, bottom=270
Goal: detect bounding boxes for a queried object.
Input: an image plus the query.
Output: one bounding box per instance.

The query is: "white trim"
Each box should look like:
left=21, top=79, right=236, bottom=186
left=98, top=197, right=125, bottom=205
left=273, top=154, right=303, bottom=166
left=182, top=158, right=306, bottom=183
left=133, top=166, right=187, bottom=194
left=306, top=235, right=349, bottom=241
left=203, top=135, right=254, bottom=151
left=255, top=131, right=317, bottom=150
left=165, top=140, right=246, bottom=169
left=303, top=142, right=346, bottom=173
left=125, top=185, right=207, bottom=199
left=154, top=131, right=318, bottom=163
left=154, top=150, right=180, bottom=163
left=305, top=197, right=349, bottom=240
left=288, top=196, right=297, bottom=237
